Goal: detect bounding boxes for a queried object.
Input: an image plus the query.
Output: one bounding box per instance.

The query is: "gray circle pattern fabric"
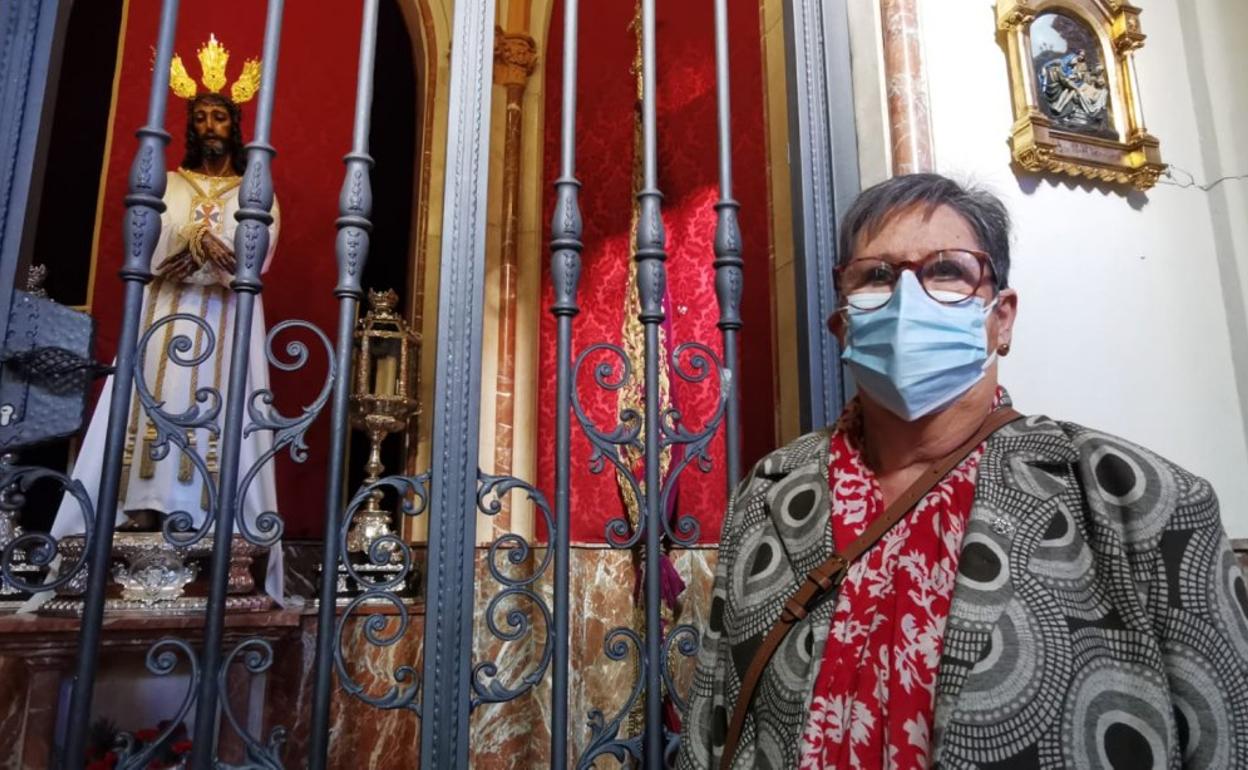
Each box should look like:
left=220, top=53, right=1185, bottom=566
left=677, top=411, right=1248, bottom=770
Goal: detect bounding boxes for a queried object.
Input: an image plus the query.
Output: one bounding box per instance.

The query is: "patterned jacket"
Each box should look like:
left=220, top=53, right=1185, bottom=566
left=677, top=411, right=1248, bottom=769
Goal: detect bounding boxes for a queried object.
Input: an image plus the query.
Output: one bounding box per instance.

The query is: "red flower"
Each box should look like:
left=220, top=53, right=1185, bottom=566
left=134, top=728, right=159, bottom=742
left=85, top=753, right=117, bottom=770
left=171, top=740, right=193, bottom=754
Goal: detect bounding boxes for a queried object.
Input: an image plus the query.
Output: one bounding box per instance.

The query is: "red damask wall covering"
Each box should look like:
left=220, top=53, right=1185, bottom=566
left=538, top=0, right=775, bottom=544
left=90, top=0, right=364, bottom=538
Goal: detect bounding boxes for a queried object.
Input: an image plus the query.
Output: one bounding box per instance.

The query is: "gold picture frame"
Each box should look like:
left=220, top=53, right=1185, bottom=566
left=997, top=0, right=1165, bottom=190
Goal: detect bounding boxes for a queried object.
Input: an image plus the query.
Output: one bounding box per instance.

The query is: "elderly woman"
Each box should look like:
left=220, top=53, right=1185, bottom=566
left=677, top=173, right=1248, bottom=769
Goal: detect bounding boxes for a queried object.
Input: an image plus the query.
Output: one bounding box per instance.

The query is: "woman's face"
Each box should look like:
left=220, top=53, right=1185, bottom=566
left=830, top=203, right=1018, bottom=361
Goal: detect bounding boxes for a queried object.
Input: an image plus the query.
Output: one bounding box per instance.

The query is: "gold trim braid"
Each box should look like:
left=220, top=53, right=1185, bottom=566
left=203, top=286, right=229, bottom=510
left=120, top=280, right=165, bottom=501
left=139, top=283, right=185, bottom=479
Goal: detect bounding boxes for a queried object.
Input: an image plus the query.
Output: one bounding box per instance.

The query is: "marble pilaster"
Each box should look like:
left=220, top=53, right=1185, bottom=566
left=879, top=0, right=935, bottom=174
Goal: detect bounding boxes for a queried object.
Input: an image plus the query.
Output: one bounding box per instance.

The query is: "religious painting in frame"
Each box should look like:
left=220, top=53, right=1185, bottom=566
left=997, top=0, right=1165, bottom=190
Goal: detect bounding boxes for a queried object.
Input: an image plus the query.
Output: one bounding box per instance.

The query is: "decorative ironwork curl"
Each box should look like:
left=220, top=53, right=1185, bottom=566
left=655, top=341, right=729, bottom=546
left=133, top=312, right=222, bottom=548
left=338, top=473, right=429, bottom=592
left=235, top=319, right=336, bottom=547
left=469, top=586, right=552, bottom=708
left=572, top=343, right=726, bottom=760
left=570, top=343, right=645, bottom=548
left=477, top=473, right=554, bottom=587
left=334, top=590, right=423, bottom=714
left=577, top=627, right=646, bottom=769
left=217, top=638, right=286, bottom=769
left=333, top=472, right=429, bottom=714
left=660, top=623, right=700, bottom=715
left=0, top=461, right=94, bottom=592
left=468, top=472, right=557, bottom=708
left=111, top=638, right=201, bottom=770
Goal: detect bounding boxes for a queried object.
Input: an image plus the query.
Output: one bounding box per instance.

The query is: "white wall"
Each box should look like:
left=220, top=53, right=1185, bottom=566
left=914, top=0, right=1248, bottom=534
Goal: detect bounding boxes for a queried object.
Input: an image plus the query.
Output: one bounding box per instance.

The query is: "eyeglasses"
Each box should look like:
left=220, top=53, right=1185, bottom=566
left=835, top=249, right=997, bottom=311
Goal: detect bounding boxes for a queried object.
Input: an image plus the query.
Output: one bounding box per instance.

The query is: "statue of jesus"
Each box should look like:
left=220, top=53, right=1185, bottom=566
left=50, top=35, right=282, bottom=599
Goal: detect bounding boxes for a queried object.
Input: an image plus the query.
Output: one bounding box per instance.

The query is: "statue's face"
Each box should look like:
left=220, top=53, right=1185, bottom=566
left=191, top=99, right=233, bottom=158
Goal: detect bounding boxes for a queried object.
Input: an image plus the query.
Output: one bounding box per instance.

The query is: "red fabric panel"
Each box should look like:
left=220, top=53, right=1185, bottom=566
left=538, top=0, right=775, bottom=544
left=90, top=0, right=361, bottom=538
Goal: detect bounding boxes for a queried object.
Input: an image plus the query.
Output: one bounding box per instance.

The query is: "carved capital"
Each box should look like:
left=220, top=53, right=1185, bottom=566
left=1112, top=5, right=1146, bottom=52
left=997, top=1, right=1036, bottom=31
left=493, top=27, right=538, bottom=88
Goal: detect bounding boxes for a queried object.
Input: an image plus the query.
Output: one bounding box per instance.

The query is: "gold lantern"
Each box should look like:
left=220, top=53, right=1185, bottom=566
left=347, top=289, right=421, bottom=556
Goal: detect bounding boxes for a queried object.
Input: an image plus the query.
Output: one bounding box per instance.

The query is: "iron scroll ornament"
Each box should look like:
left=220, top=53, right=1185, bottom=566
left=48, top=307, right=333, bottom=767
left=132, top=311, right=223, bottom=549
left=331, top=470, right=561, bottom=714
left=0, top=459, right=95, bottom=593
left=334, top=472, right=431, bottom=713
left=471, top=471, right=557, bottom=708
left=571, top=341, right=728, bottom=548
left=236, top=319, right=337, bottom=547
left=571, top=341, right=727, bottom=767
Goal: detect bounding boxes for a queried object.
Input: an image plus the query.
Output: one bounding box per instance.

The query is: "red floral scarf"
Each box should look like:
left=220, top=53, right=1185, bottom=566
left=798, top=399, right=988, bottom=769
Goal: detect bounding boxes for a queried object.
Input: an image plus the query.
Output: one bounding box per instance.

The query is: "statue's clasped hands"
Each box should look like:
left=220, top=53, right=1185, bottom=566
left=161, top=222, right=237, bottom=284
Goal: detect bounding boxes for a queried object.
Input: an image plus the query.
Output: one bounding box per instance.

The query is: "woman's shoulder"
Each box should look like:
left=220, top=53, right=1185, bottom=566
left=1010, top=414, right=1215, bottom=511
left=752, top=428, right=832, bottom=477
left=716, top=428, right=832, bottom=541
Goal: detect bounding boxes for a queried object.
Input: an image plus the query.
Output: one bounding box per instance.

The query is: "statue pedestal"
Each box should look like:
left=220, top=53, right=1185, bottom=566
left=316, top=554, right=421, bottom=607
left=42, top=532, right=272, bottom=615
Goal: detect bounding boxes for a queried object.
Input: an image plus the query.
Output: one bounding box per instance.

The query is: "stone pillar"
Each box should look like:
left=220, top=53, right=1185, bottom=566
left=490, top=28, right=538, bottom=525
left=19, top=656, right=69, bottom=770
left=879, top=0, right=934, bottom=173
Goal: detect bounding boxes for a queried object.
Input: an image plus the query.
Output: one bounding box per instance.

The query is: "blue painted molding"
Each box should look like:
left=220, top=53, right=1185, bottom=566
left=0, top=0, right=68, bottom=347
left=420, top=0, right=496, bottom=766
left=782, top=0, right=859, bottom=431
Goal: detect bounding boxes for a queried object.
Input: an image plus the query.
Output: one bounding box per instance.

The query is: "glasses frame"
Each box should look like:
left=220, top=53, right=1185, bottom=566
left=834, top=248, right=999, bottom=311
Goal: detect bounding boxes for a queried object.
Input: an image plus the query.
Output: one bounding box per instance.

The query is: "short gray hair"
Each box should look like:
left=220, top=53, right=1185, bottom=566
left=837, top=173, right=1012, bottom=288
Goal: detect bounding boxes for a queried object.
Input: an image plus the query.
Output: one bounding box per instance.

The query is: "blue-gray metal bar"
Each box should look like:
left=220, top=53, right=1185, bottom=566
left=549, top=0, right=581, bottom=763
left=636, top=0, right=666, bottom=765
left=712, top=0, right=743, bottom=491
left=60, top=3, right=179, bottom=766
left=782, top=0, right=859, bottom=430
left=189, top=1, right=285, bottom=766
left=420, top=0, right=497, bottom=764
left=548, top=0, right=582, bottom=763
left=0, top=0, right=68, bottom=346
left=308, top=0, right=380, bottom=766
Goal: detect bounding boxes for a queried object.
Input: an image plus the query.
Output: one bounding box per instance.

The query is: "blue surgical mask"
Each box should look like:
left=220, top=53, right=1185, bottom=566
left=841, top=271, right=997, bottom=421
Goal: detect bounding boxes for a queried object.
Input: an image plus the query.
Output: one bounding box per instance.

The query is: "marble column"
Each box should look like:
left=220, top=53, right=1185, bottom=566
left=879, top=0, right=934, bottom=174
left=18, top=656, right=69, bottom=770
left=490, top=28, right=538, bottom=526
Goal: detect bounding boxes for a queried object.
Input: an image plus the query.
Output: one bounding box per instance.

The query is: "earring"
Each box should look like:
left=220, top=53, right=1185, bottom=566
left=997, top=343, right=1011, bottom=356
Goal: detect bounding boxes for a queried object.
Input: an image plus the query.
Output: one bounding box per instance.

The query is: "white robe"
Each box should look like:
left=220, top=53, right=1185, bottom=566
left=51, top=169, right=284, bottom=601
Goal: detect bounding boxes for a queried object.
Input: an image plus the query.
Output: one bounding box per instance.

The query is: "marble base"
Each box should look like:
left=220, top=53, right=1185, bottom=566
left=5, top=540, right=1248, bottom=766
left=0, top=544, right=717, bottom=767
left=0, top=609, right=302, bottom=767
left=274, top=545, right=716, bottom=768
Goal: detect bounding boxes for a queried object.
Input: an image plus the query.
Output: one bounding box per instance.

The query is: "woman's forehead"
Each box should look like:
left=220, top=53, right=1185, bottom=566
left=855, top=203, right=980, bottom=255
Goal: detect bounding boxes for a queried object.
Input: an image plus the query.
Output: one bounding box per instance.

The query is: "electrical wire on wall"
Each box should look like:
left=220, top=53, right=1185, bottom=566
left=1157, top=164, right=1248, bottom=192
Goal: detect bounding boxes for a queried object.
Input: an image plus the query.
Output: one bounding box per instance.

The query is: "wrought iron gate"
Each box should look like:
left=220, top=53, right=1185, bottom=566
left=0, top=0, right=855, bottom=766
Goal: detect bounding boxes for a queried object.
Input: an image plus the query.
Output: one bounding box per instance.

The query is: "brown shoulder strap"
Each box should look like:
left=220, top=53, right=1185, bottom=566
left=718, top=407, right=1022, bottom=769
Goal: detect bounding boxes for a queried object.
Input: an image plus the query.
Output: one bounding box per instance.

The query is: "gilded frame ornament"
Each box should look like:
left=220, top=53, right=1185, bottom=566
left=998, top=0, right=1165, bottom=190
